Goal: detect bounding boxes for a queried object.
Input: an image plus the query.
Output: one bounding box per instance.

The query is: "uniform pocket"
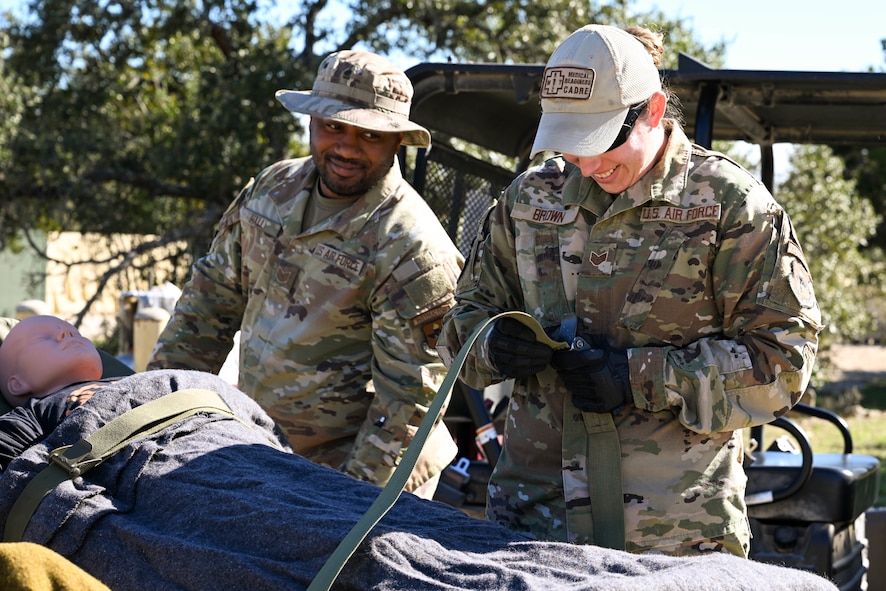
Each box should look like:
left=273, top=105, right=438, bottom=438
left=515, top=230, right=571, bottom=326
left=620, top=228, right=716, bottom=345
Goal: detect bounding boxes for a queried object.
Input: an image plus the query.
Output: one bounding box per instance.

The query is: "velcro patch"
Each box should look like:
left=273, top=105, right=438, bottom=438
left=313, top=243, right=365, bottom=275
left=640, top=204, right=721, bottom=224
left=541, top=67, right=595, bottom=100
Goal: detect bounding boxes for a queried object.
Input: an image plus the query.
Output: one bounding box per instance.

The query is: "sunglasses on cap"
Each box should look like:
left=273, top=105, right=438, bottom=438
left=605, top=100, right=649, bottom=152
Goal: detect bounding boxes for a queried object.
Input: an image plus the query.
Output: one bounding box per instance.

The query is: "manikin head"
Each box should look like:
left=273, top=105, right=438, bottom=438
left=0, top=315, right=103, bottom=408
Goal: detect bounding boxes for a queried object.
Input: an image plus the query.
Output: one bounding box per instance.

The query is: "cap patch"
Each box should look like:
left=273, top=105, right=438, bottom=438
left=541, top=67, right=595, bottom=100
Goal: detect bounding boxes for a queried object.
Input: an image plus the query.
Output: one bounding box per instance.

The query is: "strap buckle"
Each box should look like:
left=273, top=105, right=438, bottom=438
left=48, top=444, right=99, bottom=478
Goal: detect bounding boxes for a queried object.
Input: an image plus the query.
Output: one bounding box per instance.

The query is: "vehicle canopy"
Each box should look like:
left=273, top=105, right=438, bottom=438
left=403, top=54, right=886, bottom=253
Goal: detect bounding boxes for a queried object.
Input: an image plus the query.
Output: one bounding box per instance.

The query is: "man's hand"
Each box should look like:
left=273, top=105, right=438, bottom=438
left=486, top=317, right=554, bottom=379
left=551, top=338, right=631, bottom=413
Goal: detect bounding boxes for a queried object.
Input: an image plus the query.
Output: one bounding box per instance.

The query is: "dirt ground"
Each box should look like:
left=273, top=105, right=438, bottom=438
left=823, top=343, right=886, bottom=391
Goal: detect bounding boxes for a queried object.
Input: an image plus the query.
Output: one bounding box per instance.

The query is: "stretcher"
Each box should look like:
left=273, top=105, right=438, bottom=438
left=0, top=312, right=841, bottom=590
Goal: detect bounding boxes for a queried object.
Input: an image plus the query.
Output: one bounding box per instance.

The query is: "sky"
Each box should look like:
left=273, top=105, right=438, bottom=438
left=633, top=0, right=884, bottom=73
left=627, top=1, right=884, bottom=178
left=2, top=1, right=882, bottom=73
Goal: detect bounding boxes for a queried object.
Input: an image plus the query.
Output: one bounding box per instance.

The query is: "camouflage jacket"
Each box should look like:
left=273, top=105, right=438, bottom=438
left=439, top=124, right=822, bottom=553
left=149, top=156, right=463, bottom=489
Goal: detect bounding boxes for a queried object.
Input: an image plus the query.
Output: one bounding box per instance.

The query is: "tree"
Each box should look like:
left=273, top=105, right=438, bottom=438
left=321, top=0, right=724, bottom=67
left=0, top=0, right=725, bottom=330
left=1, top=0, right=304, bottom=261
left=774, top=145, right=885, bottom=384
left=836, top=146, right=886, bottom=252
left=833, top=41, right=886, bottom=252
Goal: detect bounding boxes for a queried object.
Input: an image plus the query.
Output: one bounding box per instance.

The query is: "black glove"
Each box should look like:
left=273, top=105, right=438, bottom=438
left=486, top=317, right=553, bottom=379
left=551, top=337, right=631, bottom=414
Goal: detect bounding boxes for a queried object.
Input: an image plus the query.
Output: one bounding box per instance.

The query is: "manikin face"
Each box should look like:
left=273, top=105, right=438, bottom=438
left=309, top=117, right=404, bottom=199
left=0, top=315, right=103, bottom=407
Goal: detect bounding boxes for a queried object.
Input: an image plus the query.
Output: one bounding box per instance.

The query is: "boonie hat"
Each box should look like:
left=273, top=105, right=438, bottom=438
left=276, top=50, right=431, bottom=148
left=530, top=25, right=662, bottom=158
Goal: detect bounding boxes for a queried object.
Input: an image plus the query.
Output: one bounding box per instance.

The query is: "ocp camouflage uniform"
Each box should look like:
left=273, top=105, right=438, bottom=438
left=439, top=122, right=822, bottom=555
left=149, top=156, right=462, bottom=491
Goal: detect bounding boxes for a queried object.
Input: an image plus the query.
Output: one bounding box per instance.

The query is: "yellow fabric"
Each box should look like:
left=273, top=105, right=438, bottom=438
left=0, top=542, right=111, bottom=591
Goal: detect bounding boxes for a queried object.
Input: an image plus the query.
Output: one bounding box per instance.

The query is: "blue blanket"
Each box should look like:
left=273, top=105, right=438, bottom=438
left=0, top=370, right=838, bottom=591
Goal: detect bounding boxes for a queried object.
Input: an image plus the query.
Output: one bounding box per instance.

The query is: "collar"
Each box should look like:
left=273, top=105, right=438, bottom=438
left=303, top=156, right=404, bottom=239
left=564, top=120, right=694, bottom=219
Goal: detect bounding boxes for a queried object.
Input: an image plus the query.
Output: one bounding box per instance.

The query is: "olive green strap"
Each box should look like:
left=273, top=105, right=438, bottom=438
left=4, top=388, right=234, bottom=542
left=308, top=311, right=567, bottom=591
left=562, top=405, right=625, bottom=549
left=557, top=313, right=625, bottom=549
left=583, top=410, right=625, bottom=549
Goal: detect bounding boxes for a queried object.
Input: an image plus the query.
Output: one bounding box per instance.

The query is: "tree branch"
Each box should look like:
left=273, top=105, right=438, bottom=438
left=203, top=5, right=236, bottom=61
left=83, top=168, right=201, bottom=199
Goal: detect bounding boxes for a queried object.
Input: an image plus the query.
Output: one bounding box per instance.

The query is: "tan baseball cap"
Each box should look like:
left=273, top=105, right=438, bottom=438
left=530, top=25, right=662, bottom=158
left=276, top=50, right=431, bottom=148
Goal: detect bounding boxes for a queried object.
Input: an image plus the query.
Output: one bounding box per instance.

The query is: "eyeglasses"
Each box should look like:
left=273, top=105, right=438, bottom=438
left=605, top=100, right=649, bottom=152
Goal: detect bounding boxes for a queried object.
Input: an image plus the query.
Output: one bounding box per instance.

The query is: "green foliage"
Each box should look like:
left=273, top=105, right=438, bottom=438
left=775, top=145, right=885, bottom=370
left=0, top=0, right=765, bottom=324
left=836, top=146, right=886, bottom=252
left=331, top=0, right=724, bottom=67
left=0, top=0, right=726, bottom=270
left=861, top=378, right=886, bottom=411
left=0, top=0, right=305, bottom=261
